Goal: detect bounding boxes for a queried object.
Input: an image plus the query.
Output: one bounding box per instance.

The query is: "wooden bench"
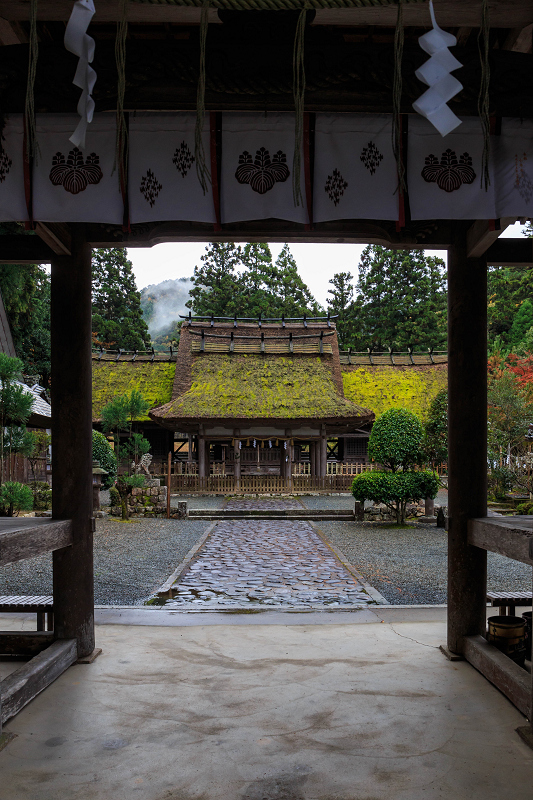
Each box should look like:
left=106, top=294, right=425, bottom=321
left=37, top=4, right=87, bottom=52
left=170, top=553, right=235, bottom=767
left=0, top=595, right=54, bottom=631
left=486, top=591, right=533, bottom=616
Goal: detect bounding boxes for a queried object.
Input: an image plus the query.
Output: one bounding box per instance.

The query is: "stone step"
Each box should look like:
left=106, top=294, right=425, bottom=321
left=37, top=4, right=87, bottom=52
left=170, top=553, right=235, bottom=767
left=187, top=510, right=355, bottom=521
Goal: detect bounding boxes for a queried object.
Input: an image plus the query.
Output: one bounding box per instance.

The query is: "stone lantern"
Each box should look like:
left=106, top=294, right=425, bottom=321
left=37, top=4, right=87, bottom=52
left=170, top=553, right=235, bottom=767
left=92, top=460, right=107, bottom=512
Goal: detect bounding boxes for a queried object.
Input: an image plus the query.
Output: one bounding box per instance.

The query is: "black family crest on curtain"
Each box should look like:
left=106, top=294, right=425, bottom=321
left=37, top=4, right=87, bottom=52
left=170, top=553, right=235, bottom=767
left=140, top=169, right=162, bottom=207
left=514, top=153, right=533, bottom=204
left=421, top=149, right=476, bottom=192
left=0, top=150, right=12, bottom=182
left=360, top=141, right=383, bottom=175
left=173, top=141, right=195, bottom=178
left=235, top=148, right=290, bottom=194
left=325, top=168, right=348, bottom=206
left=49, top=148, right=103, bottom=194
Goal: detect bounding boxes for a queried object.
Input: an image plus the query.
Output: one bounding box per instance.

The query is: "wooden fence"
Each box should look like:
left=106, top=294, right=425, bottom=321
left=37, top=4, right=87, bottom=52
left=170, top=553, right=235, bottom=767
left=170, top=474, right=355, bottom=494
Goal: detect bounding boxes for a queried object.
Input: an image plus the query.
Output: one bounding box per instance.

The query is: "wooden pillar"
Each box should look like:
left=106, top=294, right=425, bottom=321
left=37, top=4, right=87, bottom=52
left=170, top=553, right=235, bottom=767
left=285, top=429, right=292, bottom=490
left=51, top=226, right=94, bottom=659
left=198, top=429, right=206, bottom=479
left=447, top=228, right=488, bottom=655
left=320, top=429, right=327, bottom=478
left=309, top=442, right=316, bottom=477
left=187, top=433, right=193, bottom=464
left=234, top=430, right=241, bottom=489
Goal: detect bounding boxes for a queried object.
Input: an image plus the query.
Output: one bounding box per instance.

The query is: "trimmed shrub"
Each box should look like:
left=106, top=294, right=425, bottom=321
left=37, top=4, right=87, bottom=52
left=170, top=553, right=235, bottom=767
left=351, top=470, right=439, bottom=524
left=516, top=501, right=533, bottom=515
left=368, top=407, right=423, bottom=472
left=109, top=486, right=120, bottom=507
left=30, top=480, right=52, bottom=511
left=0, top=482, right=34, bottom=516
left=92, top=429, right=117, bottom=489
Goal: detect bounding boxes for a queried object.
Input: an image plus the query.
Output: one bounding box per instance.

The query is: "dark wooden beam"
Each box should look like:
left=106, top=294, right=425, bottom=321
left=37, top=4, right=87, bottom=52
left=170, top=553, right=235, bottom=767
left=35, top=223, right=72, bottom=257
left=0, top=639, right=77, bottom=727
left=0, top=234, right=56, bottom=264
left=2, top=0, right=532, bottom=29
left=466, top=218, right=516, bottom=258
left=485, top=238, right=533, bottom=266
left=463, top=635, right=531, bottom=718
left=0, top=519, right=72, bottom=567
left=468, top=517, right=533, bottom=566
left=447, top=226, right=488, bottom=655
left=0, top=631, right=54, bottom=656
left=313, top=2, right=533, bottom=29
left=503, top=23, right=533, bottom=53
left=51, top=225, right=94, bottom=660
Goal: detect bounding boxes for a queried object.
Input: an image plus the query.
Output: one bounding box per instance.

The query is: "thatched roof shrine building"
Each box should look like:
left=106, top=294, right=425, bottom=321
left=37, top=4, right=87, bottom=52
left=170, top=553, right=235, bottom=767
left=148, top=317, right=373, bottom=478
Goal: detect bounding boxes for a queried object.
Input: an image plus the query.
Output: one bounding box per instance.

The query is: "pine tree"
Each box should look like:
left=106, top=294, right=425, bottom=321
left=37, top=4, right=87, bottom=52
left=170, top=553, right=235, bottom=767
left=327, top=272, right=355, bottom=348
left=509, top=299, right=533, bottom=348
left=92, top=249, right=150, bottom=351
left=354, top=246, right=447, bottom=351
left=0, top=263, right=51, bottom=384
left=273, top=244, right=323, bottom=318
left=240, top=243, right=279, bottom=318
left=186, top=243, right=242, bottom=318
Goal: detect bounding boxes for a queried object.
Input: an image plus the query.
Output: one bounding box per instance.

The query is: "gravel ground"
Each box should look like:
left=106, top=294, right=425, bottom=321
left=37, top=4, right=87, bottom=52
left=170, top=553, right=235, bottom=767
left=318, top=520, right=532, bottom=604
left=171, top=494, right=226, bottom=510
left=0, top=517, right=210, bottom=605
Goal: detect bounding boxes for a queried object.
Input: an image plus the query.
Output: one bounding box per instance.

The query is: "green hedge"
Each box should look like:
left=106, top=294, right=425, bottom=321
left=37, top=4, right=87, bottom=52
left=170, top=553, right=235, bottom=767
left=351, top=470, right=439, bottom=504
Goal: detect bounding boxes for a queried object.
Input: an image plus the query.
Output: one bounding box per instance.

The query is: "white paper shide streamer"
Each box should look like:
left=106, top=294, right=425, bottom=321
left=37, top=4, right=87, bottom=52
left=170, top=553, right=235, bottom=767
left=412, top=0, right=463, bottom=136
left=64, top=0, right=96, bottom=149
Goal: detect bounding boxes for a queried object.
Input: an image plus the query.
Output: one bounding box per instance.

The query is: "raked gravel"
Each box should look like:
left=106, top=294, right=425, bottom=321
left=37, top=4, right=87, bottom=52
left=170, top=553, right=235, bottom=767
left=318, top=520, right=532, bottom=605
left=0, top=517, right=210, bottom=605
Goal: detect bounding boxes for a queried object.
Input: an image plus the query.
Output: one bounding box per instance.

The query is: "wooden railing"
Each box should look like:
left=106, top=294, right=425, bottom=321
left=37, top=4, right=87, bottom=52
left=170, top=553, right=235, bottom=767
left=170, top=474, right=355, bottom=493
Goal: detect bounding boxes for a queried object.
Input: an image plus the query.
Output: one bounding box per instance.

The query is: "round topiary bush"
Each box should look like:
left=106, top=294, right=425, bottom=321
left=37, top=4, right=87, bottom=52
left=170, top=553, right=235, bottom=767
left=368, top=407, right=423, bottom=472
left=92, top=430, right=117, bottom=489
left=351, top=470, right=439, bottom=525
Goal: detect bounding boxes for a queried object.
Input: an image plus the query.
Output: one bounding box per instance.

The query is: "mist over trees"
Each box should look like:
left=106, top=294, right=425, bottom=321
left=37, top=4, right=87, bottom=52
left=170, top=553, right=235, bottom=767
left=140, top=277, right=193, bottom=348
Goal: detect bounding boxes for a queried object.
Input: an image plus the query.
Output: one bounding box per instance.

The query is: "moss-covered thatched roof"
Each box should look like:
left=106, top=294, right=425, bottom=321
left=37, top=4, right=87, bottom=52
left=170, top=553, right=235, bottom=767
left=150, top=354, right=372, bottom=427
left=342, top=364, right=447, bottom=421
left=92, top=360, right=176, bottom=421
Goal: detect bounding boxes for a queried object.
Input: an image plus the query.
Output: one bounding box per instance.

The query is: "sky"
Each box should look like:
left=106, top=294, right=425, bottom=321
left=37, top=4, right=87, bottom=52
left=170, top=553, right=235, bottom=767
left=127, top=222, right=526, bottom=308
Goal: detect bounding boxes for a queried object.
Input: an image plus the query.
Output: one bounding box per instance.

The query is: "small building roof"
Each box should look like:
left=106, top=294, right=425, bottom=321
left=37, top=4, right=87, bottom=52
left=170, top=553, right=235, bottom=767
left=92, top=356, right=176, bottom=422
left=17, top=381, right=51, bottom=428
left=341, top=361, right=447, bottom=421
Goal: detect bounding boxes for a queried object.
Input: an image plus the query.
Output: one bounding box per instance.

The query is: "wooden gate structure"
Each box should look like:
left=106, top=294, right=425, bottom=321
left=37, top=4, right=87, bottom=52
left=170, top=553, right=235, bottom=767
left=0, top=0, right=532, bottom=741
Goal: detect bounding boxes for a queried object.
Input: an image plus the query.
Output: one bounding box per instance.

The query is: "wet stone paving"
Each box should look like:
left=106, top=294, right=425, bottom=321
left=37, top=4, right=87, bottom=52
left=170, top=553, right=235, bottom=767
left=165, top=519, right=374, bottom=608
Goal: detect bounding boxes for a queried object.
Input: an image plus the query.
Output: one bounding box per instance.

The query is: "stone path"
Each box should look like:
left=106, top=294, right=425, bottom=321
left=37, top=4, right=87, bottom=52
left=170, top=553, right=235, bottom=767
left=223, top=497, right=303, bottom=511
left=165, top=519, right=374, bottom=609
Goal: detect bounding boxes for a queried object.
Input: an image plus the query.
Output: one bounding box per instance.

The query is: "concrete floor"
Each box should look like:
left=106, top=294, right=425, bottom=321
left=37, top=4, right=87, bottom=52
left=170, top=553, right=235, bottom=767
left=1, top=613, right=533, bottom=800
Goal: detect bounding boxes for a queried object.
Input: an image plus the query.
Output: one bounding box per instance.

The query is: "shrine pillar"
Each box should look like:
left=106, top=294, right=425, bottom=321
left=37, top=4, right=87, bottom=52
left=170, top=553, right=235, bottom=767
left=447, top=228, right=488, bottom=654
left=51, top=225, right=94, bottom=658
left=319, top=428, right=327, bottom=479
left=233, top=430, right=241, bottom=489
left=198, top=427, right=206, bottom=480
left=309, top=442, right=316, bottom=477
left=285, top=430, right=293, bottom=490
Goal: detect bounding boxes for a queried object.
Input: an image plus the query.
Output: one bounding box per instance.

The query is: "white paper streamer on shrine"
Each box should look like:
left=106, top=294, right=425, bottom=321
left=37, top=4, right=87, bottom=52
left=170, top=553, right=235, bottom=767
left=64, top=0, right=97, bottom=149
left=412, top=0, right=463, bottom=137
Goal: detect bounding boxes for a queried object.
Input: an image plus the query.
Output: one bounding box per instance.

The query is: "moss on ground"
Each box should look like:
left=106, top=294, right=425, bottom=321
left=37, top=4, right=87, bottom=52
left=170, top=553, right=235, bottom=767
left=92, top=361, right=175, bottom=420
left=342, top=366, right=447, bottom=421
left=154, top=354, right=371, bottom=420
